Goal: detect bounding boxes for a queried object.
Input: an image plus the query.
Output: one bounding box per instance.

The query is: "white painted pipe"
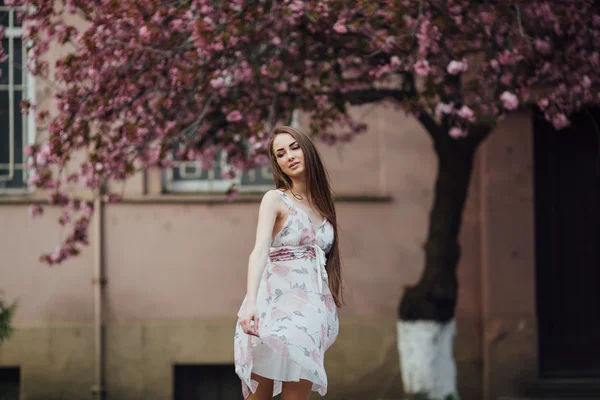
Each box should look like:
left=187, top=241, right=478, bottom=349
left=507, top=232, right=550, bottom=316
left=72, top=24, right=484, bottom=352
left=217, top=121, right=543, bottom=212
left=92, top=196, right=106, bottom=399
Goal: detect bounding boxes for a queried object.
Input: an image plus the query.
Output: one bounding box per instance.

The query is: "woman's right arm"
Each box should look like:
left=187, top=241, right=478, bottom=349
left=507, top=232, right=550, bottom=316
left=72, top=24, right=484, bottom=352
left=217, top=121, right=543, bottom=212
left=240, top=189, right=280, bottom=336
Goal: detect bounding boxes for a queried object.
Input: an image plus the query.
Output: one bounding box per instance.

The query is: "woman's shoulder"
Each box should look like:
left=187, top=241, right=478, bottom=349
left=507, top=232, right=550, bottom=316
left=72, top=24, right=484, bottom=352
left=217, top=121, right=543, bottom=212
left=259, top=190, right=288, bottom=218
left=260, top=189, right=285, bottom=209
left=263, top=188, right=283, bottom=200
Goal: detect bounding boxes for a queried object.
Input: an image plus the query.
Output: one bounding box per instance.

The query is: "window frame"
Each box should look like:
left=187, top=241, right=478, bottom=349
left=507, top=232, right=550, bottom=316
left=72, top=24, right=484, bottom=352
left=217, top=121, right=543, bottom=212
left=163, top=152, right=275, bottom=194
left=0, top=4, right=36, bottom=194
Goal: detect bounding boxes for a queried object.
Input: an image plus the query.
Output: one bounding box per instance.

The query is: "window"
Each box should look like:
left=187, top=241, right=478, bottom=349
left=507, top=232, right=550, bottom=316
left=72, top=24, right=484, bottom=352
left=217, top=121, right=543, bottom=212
left=0, top=2, right=35, bottom=193
left=173, top=364, right=243, bottom=400
left=0, top=367, right=19, bottom=400
left=163, top=153, right=274, bottom=194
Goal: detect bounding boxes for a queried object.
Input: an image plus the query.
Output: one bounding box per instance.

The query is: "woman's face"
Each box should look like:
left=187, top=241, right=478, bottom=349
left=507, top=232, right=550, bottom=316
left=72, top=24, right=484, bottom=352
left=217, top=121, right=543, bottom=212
left=272, top=133, right=305, bottom=179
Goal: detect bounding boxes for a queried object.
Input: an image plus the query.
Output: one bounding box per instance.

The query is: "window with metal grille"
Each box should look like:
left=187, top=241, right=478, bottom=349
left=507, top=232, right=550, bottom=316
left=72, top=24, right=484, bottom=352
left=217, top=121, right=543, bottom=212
left=163, top=152, right=274, bottom=194
left=0, top=367, right=19, bottom=400
left=173, top=364, right=244, bottom=400
left=0, top=2, right=35, bottom=193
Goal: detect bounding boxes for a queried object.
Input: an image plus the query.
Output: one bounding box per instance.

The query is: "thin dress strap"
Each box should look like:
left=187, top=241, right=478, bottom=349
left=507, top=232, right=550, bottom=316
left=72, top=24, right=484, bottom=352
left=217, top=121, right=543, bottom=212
left=276, top=189, right=294, bottom=210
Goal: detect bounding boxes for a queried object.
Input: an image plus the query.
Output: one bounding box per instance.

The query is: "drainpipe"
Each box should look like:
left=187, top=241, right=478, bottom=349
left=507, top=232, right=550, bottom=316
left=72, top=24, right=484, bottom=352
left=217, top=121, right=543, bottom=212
left=91, top=195, right=106, bottom=400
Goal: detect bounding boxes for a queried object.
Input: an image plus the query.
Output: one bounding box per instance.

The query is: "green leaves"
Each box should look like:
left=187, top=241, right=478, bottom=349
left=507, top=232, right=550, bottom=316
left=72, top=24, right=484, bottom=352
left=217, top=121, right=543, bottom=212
left=0, top=293, right=17, bottom=345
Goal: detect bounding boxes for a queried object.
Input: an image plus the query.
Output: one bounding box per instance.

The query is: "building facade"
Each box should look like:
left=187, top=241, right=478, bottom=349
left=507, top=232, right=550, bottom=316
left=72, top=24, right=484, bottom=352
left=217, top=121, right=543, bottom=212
left=1, top=4, right=599, bottom=400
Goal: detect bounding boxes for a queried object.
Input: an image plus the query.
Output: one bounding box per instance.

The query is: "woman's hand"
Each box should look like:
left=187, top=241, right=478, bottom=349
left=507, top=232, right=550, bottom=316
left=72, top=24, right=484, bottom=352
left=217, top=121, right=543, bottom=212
left=240, top=302, right=260, bottom=337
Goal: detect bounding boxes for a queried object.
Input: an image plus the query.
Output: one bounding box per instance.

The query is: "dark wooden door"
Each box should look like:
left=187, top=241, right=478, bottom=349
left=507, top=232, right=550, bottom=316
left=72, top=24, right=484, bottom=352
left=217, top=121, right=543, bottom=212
left=534, top=108, right=600, bottom=378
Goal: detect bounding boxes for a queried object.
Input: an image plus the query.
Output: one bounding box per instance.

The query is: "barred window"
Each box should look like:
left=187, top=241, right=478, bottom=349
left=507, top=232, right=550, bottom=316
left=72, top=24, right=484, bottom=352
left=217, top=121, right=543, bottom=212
left=0, top=2, right=35, bottom=193
left=173, top=364, right=243, bottom=400
left=163, top=152, right=274, bottom=194
left=0, top=366, right=20, bottom=400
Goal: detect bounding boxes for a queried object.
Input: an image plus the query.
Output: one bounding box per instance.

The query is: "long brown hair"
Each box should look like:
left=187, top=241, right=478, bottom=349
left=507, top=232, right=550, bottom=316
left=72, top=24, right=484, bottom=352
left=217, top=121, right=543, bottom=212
left=268, top=125, right=344, bottom=308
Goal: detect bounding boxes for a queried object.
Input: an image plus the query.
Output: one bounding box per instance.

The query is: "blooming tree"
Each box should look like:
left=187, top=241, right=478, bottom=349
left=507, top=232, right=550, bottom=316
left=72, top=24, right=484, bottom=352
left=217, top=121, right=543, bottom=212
left=2, top=0, right=599, bottom=398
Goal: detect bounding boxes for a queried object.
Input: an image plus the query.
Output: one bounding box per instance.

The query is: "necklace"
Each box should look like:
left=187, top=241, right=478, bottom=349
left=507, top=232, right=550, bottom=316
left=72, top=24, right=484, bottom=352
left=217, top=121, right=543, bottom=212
left=291, top=190, right=304, bottom=201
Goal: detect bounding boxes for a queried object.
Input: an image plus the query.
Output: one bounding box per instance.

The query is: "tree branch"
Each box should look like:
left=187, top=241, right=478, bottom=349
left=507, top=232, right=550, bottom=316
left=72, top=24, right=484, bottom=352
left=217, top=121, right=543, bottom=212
left=336, top=88, right=445, bottom=143
left=464, top=121, right=494, bottom=149
left=417, top=111, right=445, bottom=143
left=334, top=88, right=405, bottom=105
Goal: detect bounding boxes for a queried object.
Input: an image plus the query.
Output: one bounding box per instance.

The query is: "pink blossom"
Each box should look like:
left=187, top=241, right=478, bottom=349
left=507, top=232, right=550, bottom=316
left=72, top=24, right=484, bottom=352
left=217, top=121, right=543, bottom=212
left=535, top=39, right=552, bottom=54
left=48, top=192, right=69, bottom=206
left=315, top=95, right=328, bottom=108
left=414, top=60, right=430, bottom=76
left=552, top=114, right=570, bottom=130
left=226, top=185, right=240, bottom=201
left=276, top=81, right=288, bottom=92
left=28, top=204, right=44, bottom=218
left=49, top=245, right=68, bottom=265
left=43, top=178, right=59, bottom=190
left=221, top=167, right=237, bottom=179
left=500, top=72, right=512, bottom=86
left=582, top=75, right=592, bottom=88
left=333, top=19, right=347, bottom=34
left=390, top=56, right=401, bottom=68
left=210, top=77, right=225, bottom=89
left=139, top=26, right=151, bottom=40
left=65, top=0, right=76, bottom=13
left=82, top=201, right=94, bottom=216
left=289, top=1, right=304, bottom=12
left=435, top=102, right=454, bottom=118
left=449, top=127, right=467, bottom=139
left=226, top=110, right=243, bottom=122
left=372, top=64, right=391, bottom=79
left=69, top=199, right=82, bottom=211
left=500, top=91, right=519, bottom=110
left=104, top=193, right=123, bottom=203
left=446, top=60, right=468, bottom=75
left=457, top=105, right=475, bottom=122
left=27, top=171, right=41, bottom=185
left=24, top=145, right=34, bottom=157
left=59, top=210, right=72, bottom=225
left=498, top=49, right=521, bottom=66
left=35, top=143, right=50, bottom=166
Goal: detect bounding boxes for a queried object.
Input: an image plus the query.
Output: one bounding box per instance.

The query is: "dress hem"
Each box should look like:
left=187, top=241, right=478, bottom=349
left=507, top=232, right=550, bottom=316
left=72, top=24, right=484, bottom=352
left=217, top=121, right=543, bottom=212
left=236, top=328, right=328, bottom=399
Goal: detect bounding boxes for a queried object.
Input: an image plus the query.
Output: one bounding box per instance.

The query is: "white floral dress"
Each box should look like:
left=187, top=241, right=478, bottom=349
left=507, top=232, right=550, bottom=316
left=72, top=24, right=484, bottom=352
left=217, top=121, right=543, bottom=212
left=234, top=189, right=339, bottom=398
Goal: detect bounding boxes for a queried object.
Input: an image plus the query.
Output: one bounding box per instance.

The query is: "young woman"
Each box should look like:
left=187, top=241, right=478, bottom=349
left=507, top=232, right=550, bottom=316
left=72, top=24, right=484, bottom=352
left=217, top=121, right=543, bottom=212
left=234, top=125, right=343, bottom=400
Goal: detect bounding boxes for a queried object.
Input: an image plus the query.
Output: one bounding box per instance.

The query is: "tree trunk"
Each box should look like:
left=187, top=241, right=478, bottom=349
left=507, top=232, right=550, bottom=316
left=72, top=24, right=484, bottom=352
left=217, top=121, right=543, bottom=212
left=397, top=138, right=476, bottom=400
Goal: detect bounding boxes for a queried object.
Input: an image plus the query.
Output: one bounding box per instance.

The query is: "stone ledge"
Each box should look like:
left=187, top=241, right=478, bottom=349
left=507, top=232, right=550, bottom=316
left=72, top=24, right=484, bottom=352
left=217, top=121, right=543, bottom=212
left=0, top=193, right=393, bottom=205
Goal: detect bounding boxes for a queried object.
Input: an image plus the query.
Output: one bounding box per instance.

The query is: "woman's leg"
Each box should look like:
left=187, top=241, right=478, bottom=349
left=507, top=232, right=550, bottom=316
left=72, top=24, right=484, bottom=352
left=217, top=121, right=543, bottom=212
left=281, top=379, right=312, bottom=400
left=247, top=373, right=274, bottom=400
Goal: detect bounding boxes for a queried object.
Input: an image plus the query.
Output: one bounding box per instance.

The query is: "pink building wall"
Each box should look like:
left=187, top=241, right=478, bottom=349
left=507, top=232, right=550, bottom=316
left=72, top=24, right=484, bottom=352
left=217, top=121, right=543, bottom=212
left=0, top=103, right=537, bottom=400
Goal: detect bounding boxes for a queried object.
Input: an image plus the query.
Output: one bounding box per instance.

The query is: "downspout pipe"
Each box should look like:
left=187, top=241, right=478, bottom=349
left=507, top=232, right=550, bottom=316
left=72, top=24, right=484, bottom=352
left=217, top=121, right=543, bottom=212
left=91, top=195, right=106, bottom=400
